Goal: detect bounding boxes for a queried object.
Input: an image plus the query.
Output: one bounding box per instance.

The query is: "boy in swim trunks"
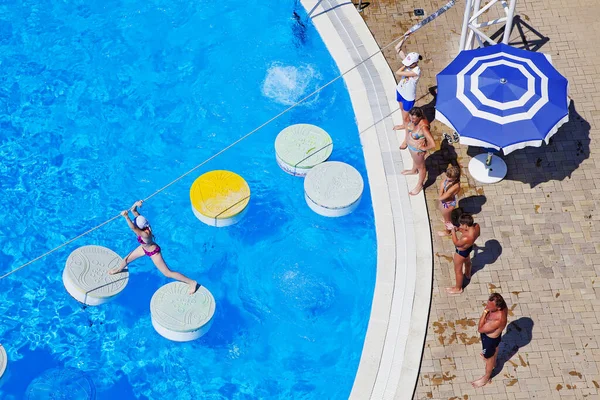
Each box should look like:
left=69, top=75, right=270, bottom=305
left=446, top=213, right=480, bottom=294
left=472, top=293, right=508, bottom=388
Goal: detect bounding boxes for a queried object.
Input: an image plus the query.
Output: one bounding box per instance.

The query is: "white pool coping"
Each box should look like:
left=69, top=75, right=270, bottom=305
left=298, top=1, right=433, bottom=399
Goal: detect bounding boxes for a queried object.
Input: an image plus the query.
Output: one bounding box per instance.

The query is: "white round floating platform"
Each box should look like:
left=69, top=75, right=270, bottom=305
left=150, top=282, right=216, bottom=342
left=275, top=124, right=333, bottom=176
left=0, top=344, right=7, bottom=380
left=63, top=245, right=129, bottom=306
left=304, top=161, right=364, bottom=217
left=26, top=367, right=96, bottom=399
left=468, top=153, right=507, bottom=184
left=190, top=170, right=251, bottom=227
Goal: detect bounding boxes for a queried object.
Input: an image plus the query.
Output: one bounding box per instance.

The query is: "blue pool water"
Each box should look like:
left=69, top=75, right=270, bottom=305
left=0, top=0, right=377, bottom=398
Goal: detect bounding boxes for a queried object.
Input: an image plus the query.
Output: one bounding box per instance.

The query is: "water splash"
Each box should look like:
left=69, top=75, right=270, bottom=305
left=261, top=63, right=321, bottom=107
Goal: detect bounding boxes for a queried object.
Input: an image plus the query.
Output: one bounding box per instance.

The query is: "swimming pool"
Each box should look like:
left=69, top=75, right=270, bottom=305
left=0, top=0, right=376, bottom=398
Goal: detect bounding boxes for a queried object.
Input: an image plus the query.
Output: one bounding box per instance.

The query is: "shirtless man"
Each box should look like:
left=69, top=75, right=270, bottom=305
left=446, top=213, right=480, bottom=294
left=472, top=293, right=508, bottom=388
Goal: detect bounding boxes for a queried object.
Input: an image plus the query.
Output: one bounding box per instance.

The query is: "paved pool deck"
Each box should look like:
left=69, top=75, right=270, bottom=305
left=303, top=0, right=600, bottom=398
left=359, top=0, right=600, bottom=399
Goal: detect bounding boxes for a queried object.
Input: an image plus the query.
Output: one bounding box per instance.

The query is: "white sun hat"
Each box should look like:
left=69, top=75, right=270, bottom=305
left=402, top=52, right=421, bottom=66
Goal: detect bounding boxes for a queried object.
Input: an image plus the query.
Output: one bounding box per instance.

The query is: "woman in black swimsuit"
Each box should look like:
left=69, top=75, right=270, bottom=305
left=109, top=200, right=198, bottom=294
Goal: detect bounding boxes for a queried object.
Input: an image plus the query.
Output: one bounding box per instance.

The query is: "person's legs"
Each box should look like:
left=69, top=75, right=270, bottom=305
left=401, top=150, right=419, bottom=175
left=151, top=253, right=198, bottom=294
left=402, top=107, right=409, bottom=125
left=109, top=246, right=145, bottom=274
left=464, top=255, right=472, bottom=279
left=409, top=153, right=427, bottom=195
left=446, top=252, right=465, bottom=294
left=393, top=96, right=414, bottom=138
left=393, top=99, right=407, bottom=133
left=472, top=346, right=498, bottom=387
left=399, top=116, right=409, bottom=150
left=437, top=205, right=453, bottom=236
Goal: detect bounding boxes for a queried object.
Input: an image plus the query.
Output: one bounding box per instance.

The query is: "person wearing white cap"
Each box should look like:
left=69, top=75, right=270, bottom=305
left=393, top=42, right=423, bottom=150
left=109, top=200, right=198, bottom=295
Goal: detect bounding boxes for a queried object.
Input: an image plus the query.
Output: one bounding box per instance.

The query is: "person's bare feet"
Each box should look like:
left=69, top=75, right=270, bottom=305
left=437, top=230, right=451, bottom=237
left=409, top=185, right=423, bottom=196
left=445, top=287, right=463, bottom=294
left=401, top=169, right=418, bottom=175
left=108, top=265, right=126, bottom=275
left=188, top=280, right=198, bottom=295
left=399, top=142, right=408, bottom=150
left=471, top=375, right=491, bottom=388
left=393, top=125, right=406, bottom=131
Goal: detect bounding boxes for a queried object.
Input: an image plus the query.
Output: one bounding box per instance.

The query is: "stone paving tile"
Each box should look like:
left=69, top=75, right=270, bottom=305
left=360, top=0, right=600, bottom=398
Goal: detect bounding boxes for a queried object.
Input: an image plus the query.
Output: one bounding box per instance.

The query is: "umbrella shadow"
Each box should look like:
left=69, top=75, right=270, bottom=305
left=491, top=317, right=534, bottom=378
left=466, top=101, right=590, bottom=187
left=422, top=86, right=462, bottom=189
left=488, top=15, right=550, bottom=52
left=424, top=138, right=459, bottom=189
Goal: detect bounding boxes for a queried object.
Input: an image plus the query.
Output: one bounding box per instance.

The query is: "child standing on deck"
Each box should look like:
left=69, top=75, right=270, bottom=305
left=438, top=166, right=461, bottom=236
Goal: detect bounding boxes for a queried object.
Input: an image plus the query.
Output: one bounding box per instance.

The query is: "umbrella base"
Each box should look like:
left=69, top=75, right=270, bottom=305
left=468, top=153, right=507, bottom=184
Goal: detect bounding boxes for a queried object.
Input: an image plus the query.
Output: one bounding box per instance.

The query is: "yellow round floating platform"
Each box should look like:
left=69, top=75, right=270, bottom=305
left=190, top=170, right=251, bottom=227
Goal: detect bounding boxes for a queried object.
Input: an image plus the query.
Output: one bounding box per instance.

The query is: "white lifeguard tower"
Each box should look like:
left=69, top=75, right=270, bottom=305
left=458, top=0, right=517, bottom=51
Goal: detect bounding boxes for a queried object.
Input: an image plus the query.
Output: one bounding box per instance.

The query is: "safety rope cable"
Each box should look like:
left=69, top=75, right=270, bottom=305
left=0, top=30, right=411, bottom=281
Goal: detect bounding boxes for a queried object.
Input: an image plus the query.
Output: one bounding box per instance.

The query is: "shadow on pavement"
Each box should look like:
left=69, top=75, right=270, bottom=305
left=492, top=317, right=534, bottom=378
left=472, top=239, right=502, bottom=276
left=458, top=195, right=487, bottom=215
left=467, top=101, right=591, bottom=188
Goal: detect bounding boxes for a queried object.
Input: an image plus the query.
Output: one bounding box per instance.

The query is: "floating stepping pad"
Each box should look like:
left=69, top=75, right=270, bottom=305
left=150, top=282, right=216, bottom=342
left=304, top=161, right=364, bottom=217
left=26, top=367, right=96, bottom=400
left=190, top=170, right=250, bottom=227
left=0, top=344, right=6, bottom=380
left=275, top=124, right=333, bottom=176
left=63, top=245, right=129, bottom=306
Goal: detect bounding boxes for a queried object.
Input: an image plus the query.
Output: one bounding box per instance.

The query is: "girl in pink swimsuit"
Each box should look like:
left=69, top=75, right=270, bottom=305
left=438, top=166, right=461, bottom=236
left=109, top=200, right=198, bottom=294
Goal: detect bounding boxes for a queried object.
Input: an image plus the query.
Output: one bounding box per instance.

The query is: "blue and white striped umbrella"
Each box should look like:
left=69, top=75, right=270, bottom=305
left=436, top=43, right=569, bottom=154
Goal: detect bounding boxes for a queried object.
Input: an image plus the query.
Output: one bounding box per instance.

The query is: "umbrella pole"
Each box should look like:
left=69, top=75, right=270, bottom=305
left=486, top=151, right=493, bottom=166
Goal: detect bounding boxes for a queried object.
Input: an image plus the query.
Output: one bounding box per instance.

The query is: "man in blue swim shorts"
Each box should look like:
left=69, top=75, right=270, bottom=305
left=472, top=293, right=508, bottom=388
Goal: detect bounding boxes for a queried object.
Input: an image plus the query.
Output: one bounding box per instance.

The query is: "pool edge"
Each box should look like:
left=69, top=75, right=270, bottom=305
left=298, top=2, right=434, bottom=399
